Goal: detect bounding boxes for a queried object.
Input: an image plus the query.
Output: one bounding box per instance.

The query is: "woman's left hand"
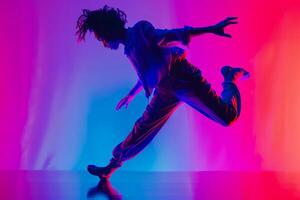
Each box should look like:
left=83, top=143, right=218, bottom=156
left=212, top=17, right=238, bottom=38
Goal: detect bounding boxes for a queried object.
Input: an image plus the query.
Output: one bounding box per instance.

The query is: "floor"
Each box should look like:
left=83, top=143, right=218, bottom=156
left=0, top=171, right=300, bottom=200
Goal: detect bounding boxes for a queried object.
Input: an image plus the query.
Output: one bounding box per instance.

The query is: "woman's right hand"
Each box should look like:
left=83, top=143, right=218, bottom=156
left=115, top=95, right=134, bottom=111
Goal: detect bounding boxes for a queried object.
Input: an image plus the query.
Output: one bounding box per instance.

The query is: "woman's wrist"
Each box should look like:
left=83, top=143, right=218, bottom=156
left=190, top=26, right=215, bottom=35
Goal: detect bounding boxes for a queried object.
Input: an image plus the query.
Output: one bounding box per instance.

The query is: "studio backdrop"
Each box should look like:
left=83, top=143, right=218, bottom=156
left=1, top=0, right=300, bottom=172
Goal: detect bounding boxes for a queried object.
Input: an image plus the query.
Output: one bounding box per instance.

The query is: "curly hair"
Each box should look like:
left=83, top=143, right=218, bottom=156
left=76, top=5, right=127, bottom=42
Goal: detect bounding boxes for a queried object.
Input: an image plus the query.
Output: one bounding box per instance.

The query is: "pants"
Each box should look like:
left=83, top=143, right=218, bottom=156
left=111, top=59, right=241, bottom=166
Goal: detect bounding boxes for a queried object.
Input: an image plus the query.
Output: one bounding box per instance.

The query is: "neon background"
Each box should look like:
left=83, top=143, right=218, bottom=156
left=1, top=0, right=300, bottom=181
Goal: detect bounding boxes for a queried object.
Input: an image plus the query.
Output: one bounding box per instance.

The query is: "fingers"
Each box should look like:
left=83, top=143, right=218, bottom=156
left=227, top=21, right=238, bottom=25
left=214, top=16, right=238, bottom=38
left=116, top=97, right=130, bottom=111
left=226, top=16, right=238, bottom=21
left=115, top=104, right=121, bottom=110
left=116, top=100, right=124, bottom=110
left=225, top=17, right=238, bottom=25
left=223, top=33, right=232, bottom=38
left=116, top=104, right=125, bottom=110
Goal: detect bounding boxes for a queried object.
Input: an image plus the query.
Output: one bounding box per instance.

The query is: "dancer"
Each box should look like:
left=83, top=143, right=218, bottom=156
left=76, top=5, right=249, bottom=180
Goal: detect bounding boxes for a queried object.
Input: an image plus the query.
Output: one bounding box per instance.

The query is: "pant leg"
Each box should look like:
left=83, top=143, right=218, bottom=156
left=111, top=87, right=180, bottom=164
left=171, top=59, right=241, bottom=126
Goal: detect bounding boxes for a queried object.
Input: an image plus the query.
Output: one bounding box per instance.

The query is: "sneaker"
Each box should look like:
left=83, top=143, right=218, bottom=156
left=221, top=66, right=250, bottom=82
left=87, top=165, right=111, bottom=179
left=87, top=159, right=122, bottom=180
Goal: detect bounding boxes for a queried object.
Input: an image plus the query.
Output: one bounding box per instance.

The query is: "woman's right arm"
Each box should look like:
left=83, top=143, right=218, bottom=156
left=116, top=80, right=143, bottom=110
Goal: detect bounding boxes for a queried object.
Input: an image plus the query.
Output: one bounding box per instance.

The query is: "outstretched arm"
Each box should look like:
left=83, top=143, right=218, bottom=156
left=115, top=80, right=143, bottom=110
left=190, top=17, right=238, bottom=38
left=151, top=17, right=238, bottom=46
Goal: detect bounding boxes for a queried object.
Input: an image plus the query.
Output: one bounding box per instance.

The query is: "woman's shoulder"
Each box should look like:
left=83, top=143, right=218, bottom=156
left=133, top=20, right=155, bottom=30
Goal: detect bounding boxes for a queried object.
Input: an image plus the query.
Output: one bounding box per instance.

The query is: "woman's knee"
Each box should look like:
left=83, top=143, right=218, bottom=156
left=220, top=113, right=238, bottom=127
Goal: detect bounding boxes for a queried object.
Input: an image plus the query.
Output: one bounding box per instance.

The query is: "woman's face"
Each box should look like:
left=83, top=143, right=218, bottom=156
left=94, top=32, right=119, bottom=50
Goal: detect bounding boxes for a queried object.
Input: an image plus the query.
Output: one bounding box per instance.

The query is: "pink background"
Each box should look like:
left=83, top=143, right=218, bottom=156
left=1, top=0, right=300, bottom=174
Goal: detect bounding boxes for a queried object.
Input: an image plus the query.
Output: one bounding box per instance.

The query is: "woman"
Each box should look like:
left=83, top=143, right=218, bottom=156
left=76, top=5, right=249, bottom=180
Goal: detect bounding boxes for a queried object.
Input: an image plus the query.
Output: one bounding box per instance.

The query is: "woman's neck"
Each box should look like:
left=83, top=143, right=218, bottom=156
left=119, top=28, right=128, bottom=45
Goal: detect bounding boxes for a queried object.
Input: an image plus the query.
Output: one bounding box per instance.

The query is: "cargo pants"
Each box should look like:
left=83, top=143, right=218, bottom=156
left=110, top=59, right=241, bottom=166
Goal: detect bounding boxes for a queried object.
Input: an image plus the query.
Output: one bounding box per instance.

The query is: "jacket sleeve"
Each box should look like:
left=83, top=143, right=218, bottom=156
left=154, top=26, right=193, bottom=46
left=137, top=20, right=193, bottom=46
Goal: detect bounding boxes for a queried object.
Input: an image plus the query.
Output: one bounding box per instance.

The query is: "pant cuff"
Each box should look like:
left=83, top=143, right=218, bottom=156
left=109, top=157, right=123, bottom=168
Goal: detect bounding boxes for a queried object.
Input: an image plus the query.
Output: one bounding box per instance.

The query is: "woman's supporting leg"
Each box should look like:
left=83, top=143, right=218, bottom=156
left=88, top=88, right=180, bottom=179
left=112, top=88, right=180, bottom=163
